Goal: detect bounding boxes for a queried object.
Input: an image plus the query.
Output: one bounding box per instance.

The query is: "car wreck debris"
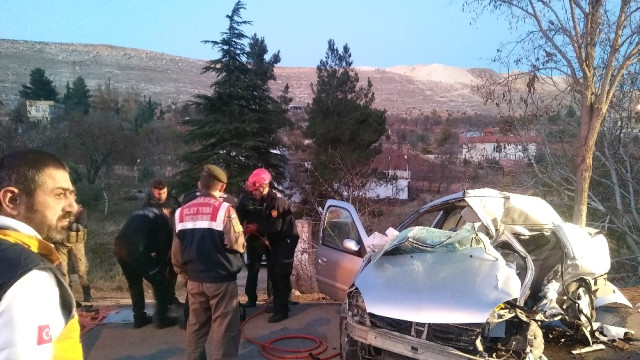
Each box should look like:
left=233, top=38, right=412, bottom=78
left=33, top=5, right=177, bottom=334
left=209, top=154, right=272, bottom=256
left=317, top=188, right=635, bottom=359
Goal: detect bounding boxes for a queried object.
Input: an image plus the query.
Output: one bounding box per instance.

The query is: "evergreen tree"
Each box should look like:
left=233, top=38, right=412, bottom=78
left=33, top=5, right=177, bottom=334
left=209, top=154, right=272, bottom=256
left=91, top=81, right=120, bottom=114
left=305, top=39, right=387, bottom=199
left=133, top=97, right=159, bottom=133
left=177, top=1, right=290, bottom=193
left=18, top=68, right=59, bottom=101
left=63, top=76, right=91, bottom=115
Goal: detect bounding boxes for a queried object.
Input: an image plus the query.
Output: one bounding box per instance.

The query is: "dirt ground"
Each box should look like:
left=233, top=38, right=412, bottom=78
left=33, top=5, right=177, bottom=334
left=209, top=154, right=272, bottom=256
left=73, top=267, right=334, bottom=307
left=621, top=287, right=640, bottom=306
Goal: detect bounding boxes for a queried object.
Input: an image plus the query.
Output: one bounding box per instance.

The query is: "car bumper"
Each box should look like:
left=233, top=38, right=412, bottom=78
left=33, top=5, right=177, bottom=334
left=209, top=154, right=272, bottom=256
left=345, top=317, right=481, bottom=360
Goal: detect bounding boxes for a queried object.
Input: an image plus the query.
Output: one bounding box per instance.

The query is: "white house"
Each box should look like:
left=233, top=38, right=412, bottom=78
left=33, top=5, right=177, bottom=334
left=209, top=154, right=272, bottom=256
left=459, top=128, right=539, bottom=162
left=365, top=152, right=411, bottom=199
left=26, top=100, right=62, bottom=123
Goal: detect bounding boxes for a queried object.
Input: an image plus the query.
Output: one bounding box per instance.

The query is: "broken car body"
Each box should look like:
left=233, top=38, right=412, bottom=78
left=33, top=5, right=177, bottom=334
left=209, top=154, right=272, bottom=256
left=316, top=188, right=632, bottom=359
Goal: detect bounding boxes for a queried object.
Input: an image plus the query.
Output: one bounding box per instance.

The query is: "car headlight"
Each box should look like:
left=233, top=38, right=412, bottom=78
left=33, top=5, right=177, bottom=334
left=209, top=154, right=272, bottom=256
left=347, top=288, right=370, bottom=327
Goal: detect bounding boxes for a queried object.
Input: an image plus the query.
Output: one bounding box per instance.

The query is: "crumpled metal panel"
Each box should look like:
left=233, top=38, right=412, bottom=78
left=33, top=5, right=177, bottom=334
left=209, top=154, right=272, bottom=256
left=463, top=189, right=563, bottom=236
left=355, top=227, right=521, bottom=324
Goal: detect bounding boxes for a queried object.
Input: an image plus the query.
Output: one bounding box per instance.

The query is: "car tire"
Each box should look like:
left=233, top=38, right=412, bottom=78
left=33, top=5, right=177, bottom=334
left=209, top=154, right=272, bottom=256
left=340, top=317, right=360, bottom=359
left=560, top=279, right=596, bottom=334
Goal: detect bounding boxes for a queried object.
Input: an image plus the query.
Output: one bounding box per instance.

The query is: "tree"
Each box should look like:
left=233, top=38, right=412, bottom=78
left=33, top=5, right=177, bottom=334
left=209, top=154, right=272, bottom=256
left=304, top=39, right=387, bottom=205
left=177, top=0, right=290, bottom=193
left=520, top=68, right=640, bottom=277
left=64, top=112, right=138, bottom=184
left=91, top=80, right=120, bottom=114
left=463, top=0, right=640, bottom=226
left=63, top=76, right=91, bottom=115
left=19, top=68, right=58, bottom=101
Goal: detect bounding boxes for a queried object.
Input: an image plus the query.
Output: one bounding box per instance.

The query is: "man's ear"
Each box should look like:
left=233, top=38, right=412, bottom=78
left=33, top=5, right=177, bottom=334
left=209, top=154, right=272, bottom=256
left=0, top=187, right=22, bottom=216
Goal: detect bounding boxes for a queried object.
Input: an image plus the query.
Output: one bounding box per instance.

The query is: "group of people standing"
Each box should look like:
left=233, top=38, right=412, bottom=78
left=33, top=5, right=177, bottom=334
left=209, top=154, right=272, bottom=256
left=115, top=166, right=299, bottom=359
left=0, top=148, right=299, bottom=360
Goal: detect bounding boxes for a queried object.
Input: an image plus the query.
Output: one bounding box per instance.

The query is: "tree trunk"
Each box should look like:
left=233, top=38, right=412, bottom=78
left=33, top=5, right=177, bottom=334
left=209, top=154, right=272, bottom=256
left=292, top=219, right=319, bottom=294
left=573, top=103, right=603, bottom=226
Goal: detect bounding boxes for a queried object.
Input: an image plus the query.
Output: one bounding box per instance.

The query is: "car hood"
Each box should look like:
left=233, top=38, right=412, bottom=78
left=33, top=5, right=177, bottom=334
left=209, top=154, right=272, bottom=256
left=355, top=226, right=521, bottom=324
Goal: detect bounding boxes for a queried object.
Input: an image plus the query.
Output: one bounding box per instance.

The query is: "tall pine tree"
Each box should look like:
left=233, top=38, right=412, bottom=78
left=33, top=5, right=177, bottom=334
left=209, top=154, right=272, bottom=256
left=63, top=76, right=92, bottom=115
left=19, top=68, right=59, bottom=101
left=305, top=39, right=387, bottom=201
left=177, top=1, right=290, bottom=193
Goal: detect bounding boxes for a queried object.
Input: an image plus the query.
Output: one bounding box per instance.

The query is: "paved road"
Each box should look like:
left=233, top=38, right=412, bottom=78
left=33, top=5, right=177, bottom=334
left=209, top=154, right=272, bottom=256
left=81, top=302, right=640, bottom=360
left=82, top=302, right=342, bottom=360
left=80, top=266, right=640, bottom=359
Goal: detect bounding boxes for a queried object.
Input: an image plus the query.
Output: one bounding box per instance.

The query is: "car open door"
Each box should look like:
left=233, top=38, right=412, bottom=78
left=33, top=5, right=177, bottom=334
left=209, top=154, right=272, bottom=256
left=316, top=200, right=369, bottom=302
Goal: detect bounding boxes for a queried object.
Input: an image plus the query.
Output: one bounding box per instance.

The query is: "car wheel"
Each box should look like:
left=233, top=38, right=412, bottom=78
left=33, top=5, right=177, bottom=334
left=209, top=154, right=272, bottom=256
left=560, top=279, right=596, bottom=333
left=340, top=317, right=360, bottom=359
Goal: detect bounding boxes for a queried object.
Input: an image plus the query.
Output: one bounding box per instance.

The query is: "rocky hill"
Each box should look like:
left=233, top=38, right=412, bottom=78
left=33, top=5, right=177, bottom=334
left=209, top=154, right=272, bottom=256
left=0, top=39, right=532, bottom=115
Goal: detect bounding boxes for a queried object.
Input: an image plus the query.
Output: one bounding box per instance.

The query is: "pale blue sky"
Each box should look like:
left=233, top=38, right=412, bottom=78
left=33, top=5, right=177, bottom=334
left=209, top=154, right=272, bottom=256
left=1, top=0, right=512, bottom=70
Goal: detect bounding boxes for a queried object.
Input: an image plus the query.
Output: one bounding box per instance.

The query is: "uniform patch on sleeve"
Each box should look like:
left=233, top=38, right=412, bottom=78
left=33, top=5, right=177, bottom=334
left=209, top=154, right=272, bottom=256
left=37, top=324, right=52, bottom=345
left=230, top=215, right=243, bottom=233
left=271, top=209, right=278, bottom=218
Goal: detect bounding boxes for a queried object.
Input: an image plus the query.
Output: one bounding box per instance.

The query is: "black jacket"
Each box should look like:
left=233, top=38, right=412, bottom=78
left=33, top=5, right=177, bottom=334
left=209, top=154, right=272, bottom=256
left=114, top=207, right=173, bottom=266
left=237, top=189, right=297, bottom=244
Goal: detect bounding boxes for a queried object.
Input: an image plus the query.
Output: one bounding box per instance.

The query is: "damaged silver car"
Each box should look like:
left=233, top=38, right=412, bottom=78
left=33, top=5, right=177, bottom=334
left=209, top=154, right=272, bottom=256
left=316, top=188, right=632, bottom=359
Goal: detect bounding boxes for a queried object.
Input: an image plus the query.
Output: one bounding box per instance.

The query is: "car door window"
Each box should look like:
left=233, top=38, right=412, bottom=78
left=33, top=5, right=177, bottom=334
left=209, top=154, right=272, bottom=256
left=322, top=206, right=363, bottom=254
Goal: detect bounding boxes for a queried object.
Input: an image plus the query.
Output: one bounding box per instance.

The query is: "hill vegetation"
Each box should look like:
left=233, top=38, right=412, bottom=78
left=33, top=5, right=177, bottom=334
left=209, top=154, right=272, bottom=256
left=0, top=38, right=505, bottom=116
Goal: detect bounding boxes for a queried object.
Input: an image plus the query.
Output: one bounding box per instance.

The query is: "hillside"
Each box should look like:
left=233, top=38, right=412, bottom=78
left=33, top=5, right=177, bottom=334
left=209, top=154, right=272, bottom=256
left=0, top=39, right=507, bottom=115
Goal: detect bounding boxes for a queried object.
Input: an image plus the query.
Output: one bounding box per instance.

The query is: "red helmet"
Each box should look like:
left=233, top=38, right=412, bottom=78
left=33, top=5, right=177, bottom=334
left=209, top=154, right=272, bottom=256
left=246, top=168, right=271, bottom=191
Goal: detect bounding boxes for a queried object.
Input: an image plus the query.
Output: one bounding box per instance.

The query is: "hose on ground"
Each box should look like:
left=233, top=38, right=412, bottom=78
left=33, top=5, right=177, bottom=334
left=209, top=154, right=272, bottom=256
left=240, top=304, right=340, bottom=360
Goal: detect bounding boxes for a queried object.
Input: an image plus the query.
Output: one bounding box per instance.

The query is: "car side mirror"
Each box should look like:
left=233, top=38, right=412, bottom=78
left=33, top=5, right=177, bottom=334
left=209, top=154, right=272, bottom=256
left=343, top=238, right=360, bottom=253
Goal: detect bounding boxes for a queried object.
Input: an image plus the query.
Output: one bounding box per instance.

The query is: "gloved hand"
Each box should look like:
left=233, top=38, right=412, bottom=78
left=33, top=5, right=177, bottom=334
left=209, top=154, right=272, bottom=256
left=243, top=223, right=259, bottom=236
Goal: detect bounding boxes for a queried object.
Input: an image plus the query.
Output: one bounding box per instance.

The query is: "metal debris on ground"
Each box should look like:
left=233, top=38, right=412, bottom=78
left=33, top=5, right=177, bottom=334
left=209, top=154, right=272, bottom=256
left=570, top=344, right=606, bottom=354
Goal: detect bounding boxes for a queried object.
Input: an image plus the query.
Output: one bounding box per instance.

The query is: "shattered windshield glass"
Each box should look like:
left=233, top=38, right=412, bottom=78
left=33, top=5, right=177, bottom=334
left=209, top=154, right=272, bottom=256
left=377, top=225, right=488, bottom=260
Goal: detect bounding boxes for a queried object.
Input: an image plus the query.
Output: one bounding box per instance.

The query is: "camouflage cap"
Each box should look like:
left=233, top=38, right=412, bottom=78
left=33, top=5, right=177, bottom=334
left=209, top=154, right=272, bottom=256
left=202, top=165, right=227, bottom=183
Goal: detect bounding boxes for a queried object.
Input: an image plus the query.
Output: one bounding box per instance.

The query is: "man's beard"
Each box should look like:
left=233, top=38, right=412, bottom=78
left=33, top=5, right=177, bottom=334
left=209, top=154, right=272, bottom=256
left=46, top=228, right=68, bottom=242
left=24, top=201, right=73, bottom=241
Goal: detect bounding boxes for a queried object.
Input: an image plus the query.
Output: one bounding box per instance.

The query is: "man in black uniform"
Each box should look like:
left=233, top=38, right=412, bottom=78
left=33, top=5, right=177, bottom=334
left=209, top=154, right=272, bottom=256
left=243, top=168, right=298, bottom=323
left=142, top=179, right=181, bottom=306
left=236, top=188, right=271, bottom=308
left=114, top=203, right=177, bottom=329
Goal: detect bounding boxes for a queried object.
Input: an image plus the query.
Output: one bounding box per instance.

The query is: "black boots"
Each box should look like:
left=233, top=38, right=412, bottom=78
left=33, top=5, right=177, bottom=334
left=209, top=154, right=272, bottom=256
left=154, top=313, right=178, bottom=329
left=82, top=285, right=93, bottom=302
left=267, top=313, right=288, bottom=323
left=133, top=313, right=153, bottom=329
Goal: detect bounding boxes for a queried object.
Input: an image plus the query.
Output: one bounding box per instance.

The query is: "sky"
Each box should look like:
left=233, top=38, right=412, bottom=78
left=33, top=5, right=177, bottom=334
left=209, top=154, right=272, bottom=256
left=0, top=0, right=513, bottom=71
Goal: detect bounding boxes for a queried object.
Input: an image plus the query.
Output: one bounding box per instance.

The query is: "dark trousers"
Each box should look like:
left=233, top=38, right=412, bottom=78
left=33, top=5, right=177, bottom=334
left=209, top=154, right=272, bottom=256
left=167, top=263, right=178, bottom=301
left=114, top=244, right=171, bottom=319
left=244, top=236, right=271, bottom=303
left=268, top=237, right=298, bottom=315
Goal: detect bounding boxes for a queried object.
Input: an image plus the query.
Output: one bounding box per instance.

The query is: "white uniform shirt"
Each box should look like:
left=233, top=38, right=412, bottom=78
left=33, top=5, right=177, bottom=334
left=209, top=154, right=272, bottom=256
left=0, top=269, right=65, bottom=359
left=0, top=215, right=67, bottom=359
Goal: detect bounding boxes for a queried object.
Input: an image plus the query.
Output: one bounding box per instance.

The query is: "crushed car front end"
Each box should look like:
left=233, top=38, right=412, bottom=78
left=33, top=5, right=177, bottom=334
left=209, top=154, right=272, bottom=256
left=340, top=226, right=546, bottom=360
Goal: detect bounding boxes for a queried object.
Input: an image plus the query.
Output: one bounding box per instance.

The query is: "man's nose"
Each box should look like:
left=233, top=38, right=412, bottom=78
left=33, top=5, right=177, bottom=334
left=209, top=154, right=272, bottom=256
left=65, top=195, right=79, bottom=213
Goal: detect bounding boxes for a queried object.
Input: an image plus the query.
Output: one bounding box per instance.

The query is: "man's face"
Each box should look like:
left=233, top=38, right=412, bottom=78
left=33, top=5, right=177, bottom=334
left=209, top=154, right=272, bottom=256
left=250, top=183, right=268, bottom=199
left=152, top=188, right=168, bottom=202
left=18, top=168, right=77, bottom=240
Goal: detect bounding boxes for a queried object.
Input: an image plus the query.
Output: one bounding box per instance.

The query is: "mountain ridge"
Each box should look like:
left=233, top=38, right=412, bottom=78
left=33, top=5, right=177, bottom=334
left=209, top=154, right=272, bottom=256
left=0, top=39, right=501, bottom=115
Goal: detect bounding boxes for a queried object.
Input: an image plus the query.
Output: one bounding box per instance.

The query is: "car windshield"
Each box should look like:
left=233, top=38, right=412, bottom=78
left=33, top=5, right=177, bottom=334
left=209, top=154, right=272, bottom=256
left=374, top=225, right=488, bottom=261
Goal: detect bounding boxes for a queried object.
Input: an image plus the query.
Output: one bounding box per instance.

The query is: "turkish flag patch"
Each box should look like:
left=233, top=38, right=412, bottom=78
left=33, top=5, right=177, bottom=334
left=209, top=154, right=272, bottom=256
left=37, top=325, right=52, bottom=345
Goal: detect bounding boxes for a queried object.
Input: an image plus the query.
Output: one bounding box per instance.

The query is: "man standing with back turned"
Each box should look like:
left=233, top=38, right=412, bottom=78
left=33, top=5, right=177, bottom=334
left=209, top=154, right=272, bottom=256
left=172, top=165, right=245, bottom=360
left=0, top=149, right=83, bottom=359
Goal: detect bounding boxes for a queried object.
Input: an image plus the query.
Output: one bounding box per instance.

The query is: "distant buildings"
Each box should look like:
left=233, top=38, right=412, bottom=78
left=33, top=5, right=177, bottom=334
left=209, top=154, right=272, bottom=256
left=368, top=152, right=411, bottom=199
left=26, top=100, right=63, bottom=124
left=459, top=127, right=540, bottom=163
